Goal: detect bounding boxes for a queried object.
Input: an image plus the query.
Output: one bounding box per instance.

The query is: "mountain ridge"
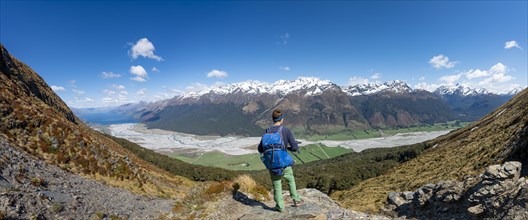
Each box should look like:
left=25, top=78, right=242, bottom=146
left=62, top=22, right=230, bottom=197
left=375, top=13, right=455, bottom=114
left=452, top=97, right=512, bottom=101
left=172, top=77, right=522, bottom=101
left=117, top=77, right=518, bottom=136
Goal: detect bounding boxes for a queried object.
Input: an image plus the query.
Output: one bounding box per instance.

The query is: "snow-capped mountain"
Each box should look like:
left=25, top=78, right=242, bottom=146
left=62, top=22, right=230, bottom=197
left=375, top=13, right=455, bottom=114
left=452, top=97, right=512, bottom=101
left=433, top=84, right=523, bottom=97
left=177, top=77, right=416, bottom=103
left=343, top=80, right=413, bottom=96
left=174, top=77, right=520, bottom=102
left=179, top=77, right=338, bottom=99
left=433, top=84, right=490, bottom=97
left=432, top=83, right=519, bottom=121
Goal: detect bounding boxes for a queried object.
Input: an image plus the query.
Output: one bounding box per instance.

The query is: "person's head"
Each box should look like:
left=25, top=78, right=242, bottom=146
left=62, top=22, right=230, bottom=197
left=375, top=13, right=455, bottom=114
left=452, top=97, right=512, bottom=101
left=272, top=109, right=284, bottom=124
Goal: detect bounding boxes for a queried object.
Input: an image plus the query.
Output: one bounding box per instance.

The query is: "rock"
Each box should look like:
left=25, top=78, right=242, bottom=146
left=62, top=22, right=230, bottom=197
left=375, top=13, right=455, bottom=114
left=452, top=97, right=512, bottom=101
left=387, top=162, right=527, bottom=220
left=483, top=161, right=521, bottom=181
left=0, top=176, right=13, bottom=190
left=468, top=204, right=484, bottom=215
left=402, top=191, right=414, bottom=200
left=503, top=161, right=522, bottom=180
left=213, top=188, right=390, bottom=220
left=388, top=192, right=408, bottom=207
left=0, top=137, right=176, bottom=219
left=416, top=187, right=432, bottom=206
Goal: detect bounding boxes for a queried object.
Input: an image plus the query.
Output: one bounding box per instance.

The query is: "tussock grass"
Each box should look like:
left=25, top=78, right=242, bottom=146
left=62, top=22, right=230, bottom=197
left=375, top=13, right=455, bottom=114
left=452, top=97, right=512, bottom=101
left=233, top=174, right=270, bottom=202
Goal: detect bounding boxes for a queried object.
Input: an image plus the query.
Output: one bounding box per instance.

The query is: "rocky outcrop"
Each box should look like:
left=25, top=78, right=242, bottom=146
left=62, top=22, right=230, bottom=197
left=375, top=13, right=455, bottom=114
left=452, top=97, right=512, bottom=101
left=207, top=188, right=390, bottom=220
left=386, top=162, right=528, bottom=219
left=0, top=137, right=175, bottom=219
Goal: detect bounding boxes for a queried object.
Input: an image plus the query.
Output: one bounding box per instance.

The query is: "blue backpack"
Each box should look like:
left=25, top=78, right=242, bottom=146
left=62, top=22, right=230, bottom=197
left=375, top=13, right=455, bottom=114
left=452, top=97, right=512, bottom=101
left=260, top=126, right=294, bottom=175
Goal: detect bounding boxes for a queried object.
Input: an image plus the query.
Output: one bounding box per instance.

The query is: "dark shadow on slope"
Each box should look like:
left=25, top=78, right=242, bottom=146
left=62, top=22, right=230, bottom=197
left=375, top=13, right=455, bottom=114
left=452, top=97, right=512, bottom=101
left=232, top=191, right=274, bottom=211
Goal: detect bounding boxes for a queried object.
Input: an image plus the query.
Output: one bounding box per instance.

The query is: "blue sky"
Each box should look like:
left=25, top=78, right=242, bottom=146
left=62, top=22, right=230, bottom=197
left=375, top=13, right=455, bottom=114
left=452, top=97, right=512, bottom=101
left=1, top=1, right=527, bottom=108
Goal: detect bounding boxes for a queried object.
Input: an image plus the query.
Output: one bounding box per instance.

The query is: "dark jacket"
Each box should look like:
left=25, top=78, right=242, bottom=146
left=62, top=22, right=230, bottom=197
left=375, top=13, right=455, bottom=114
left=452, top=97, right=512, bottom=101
left=258, top=125, right=299, bottom=153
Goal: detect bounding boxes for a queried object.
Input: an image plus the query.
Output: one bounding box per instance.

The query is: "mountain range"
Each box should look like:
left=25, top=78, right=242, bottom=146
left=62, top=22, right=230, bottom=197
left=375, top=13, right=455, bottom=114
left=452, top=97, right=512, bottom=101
left=100, top=77, right=520, bottom=136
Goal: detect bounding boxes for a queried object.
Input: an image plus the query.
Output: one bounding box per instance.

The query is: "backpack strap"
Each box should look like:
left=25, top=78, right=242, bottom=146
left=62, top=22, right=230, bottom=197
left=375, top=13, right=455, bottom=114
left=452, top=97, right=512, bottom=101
left=277, top=126, right=285, bottom=149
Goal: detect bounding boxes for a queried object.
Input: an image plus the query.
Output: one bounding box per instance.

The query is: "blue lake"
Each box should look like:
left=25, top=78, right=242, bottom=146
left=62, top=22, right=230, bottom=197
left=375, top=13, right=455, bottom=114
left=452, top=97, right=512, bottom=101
left=76, top=112, right=137, bottom=125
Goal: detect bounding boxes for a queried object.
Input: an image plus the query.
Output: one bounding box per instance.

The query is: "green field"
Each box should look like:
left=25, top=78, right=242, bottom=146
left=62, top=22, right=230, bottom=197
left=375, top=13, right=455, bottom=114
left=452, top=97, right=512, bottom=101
left=168, top=144, right=352, bottom=171
left=297, top=121, right=470, bottom=141
left=167, top=121, right=470, bottom=171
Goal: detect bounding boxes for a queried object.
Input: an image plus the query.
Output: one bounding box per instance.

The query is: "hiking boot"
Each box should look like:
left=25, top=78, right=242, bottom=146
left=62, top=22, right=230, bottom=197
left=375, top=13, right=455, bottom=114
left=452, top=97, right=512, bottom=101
left=293, top=199, right=304, bottom=207
left=275, top=207, right=284, bottom=213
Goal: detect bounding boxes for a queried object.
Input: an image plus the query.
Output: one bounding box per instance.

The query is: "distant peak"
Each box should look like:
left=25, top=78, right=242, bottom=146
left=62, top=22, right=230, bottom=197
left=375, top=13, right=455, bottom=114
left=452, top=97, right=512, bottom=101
left=343, top=80, right=413, bottom=96
left=434, top=84, right=489, bottom=96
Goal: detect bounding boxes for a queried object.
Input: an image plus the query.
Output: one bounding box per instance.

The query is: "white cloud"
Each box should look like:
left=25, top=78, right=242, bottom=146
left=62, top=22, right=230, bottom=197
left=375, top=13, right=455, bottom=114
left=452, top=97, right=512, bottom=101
left=102, top=97, right=113, bottom=102
left=151, top=67, right=159, bottom=72
left=119, top=90, right=128, bottom=95
left=113, top=84, right=126, bottom=90
left=129, top=38, right=163, bottom=61
left=150, top=86, right=185, bottom=101
left=371, top=73, right=381, bottom=80
left=414, top=82, right=440, bottom=92
left=72, top=89, right=86, bottom=95
left=464, top=69, right=489, bottom=79
left=131, top=76, right=146, bottom=82
left=130, top=65, right=148, bottom=82
left=101, top=71, right=122, bottom=79
left=489, top=63, right=507, bottom=75
left=429, top=54, right=457, bottom=69
left=207, top=69, right=228, bottom=78
left=479, top=73, right=513, bottom=85
left=50, top=85, right=66, bottom=92
left=464, top=62, right=508, bottom=80
left=478, top=63, right=512, bottom=86
left=504, top=40, right=522, bottom=49
left=419, top=76, right=426, bottom=81
left=416, top=62, right=519, bottom=94
left=73, top=97, right=94, bottom=103
left=103, top=89, right=116, bottom=95
left=278, top=32, right=290, bottom=45
left=280, top=66, right=290, bottom=71
left=101, top=94, right=128, bottom=104
left=186, top=82, right=210, bottom=92
left=348, top=76, right=370, bottom=86
left=439, top=74, right=462, bottom=84
left=136, top=88, right=147, bottom=95
left=68, top=80, right=78, bottom=89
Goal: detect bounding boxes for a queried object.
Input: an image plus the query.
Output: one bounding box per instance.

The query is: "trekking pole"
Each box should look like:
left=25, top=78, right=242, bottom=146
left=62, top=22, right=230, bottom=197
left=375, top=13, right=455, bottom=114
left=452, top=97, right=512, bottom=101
left=292, top=141, right=305, bottom=164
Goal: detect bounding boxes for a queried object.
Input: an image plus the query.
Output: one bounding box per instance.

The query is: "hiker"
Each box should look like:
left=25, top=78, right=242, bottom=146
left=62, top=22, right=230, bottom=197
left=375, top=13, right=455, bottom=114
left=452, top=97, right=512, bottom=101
left=258, top=109, right=304, bottom=212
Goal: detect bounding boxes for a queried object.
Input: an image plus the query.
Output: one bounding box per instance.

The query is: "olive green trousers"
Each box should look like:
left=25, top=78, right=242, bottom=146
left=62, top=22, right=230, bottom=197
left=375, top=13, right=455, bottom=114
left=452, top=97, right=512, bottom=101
left=269, top=166, right=302, bottom=211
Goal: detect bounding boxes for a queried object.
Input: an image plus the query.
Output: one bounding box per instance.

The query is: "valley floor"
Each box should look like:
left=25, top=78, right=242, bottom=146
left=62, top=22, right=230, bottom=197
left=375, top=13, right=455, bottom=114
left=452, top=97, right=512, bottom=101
left=101, top=123, right=452, bottom=155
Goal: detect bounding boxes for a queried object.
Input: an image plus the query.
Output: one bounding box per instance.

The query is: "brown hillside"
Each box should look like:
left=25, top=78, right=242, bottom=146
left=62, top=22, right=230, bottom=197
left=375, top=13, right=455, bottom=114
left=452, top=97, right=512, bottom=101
left=0, top=44, right=194, bottom=198
left=332, top=88, right=528, bottom=212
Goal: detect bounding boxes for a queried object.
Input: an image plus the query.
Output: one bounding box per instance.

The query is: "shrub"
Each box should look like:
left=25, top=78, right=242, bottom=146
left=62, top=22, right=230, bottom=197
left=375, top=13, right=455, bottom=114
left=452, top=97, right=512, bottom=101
left=233, top=175, right=270, bottom=202
left=233, top=175, right=256, bottom=192
left=31, top=177, right=46, bottom=187
left=204, top=181, right=233, bottom=197
left=52, top=203, right=64, bottom=213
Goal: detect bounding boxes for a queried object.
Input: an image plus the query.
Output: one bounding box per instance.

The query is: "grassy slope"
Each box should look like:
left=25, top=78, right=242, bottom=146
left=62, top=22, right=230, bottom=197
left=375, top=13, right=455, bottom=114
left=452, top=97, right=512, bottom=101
left=332, top=88, right=528, bottom=213
left=169, top=144, right=352, bottom=171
